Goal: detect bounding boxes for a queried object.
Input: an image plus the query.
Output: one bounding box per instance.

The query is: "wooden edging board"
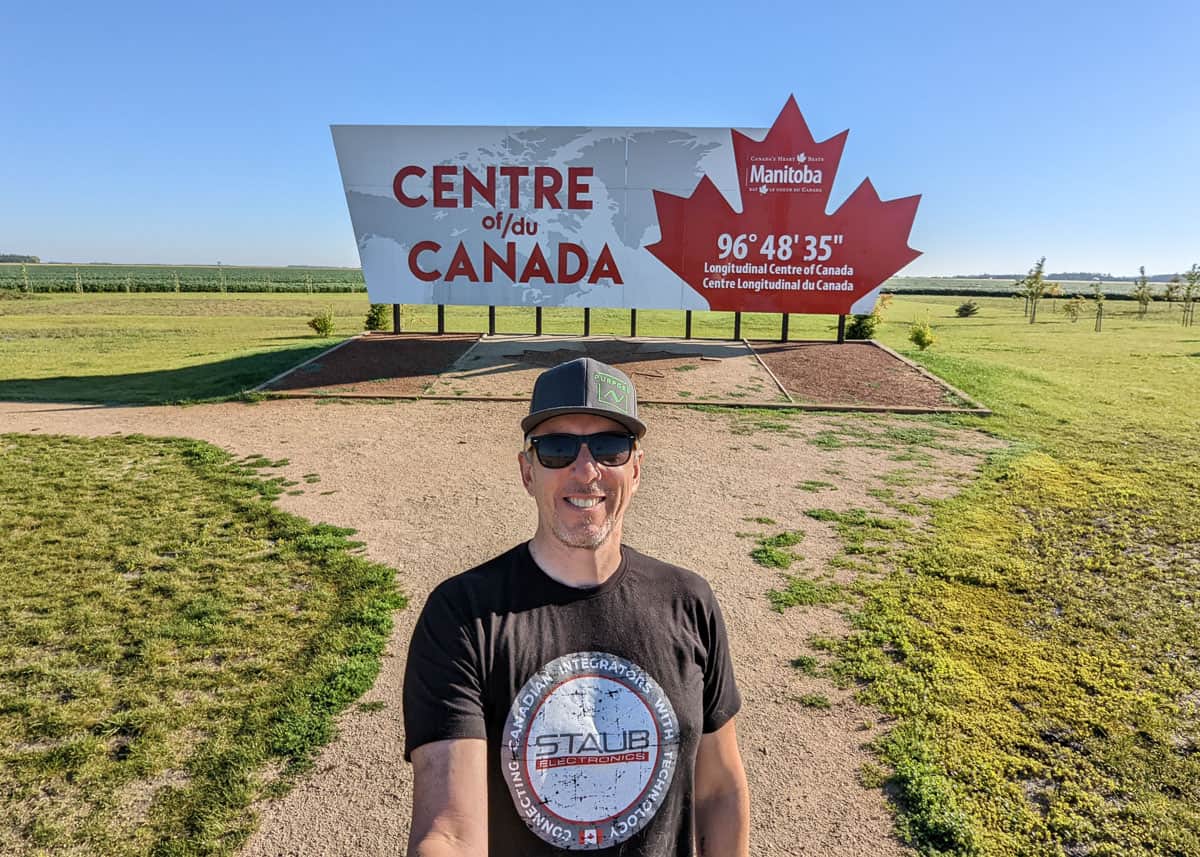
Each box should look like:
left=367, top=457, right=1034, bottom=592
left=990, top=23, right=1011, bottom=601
left=250, top=334, right=362, bottom=393
left=740, top=338, right=795, bottom=403
left=863, top=339, right=992, bottom=413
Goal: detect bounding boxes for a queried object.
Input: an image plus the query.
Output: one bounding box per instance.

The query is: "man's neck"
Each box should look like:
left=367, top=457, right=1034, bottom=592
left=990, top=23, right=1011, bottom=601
left=527, top=530, right=623, bottom=589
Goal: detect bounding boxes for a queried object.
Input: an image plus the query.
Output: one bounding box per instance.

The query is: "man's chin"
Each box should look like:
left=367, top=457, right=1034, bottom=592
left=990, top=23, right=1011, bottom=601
left=551, top=520, right=614, bottom=550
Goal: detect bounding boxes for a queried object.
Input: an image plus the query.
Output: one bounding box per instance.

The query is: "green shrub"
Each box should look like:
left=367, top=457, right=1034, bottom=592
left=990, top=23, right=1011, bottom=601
left=955, top=300, right=979, bottom=318
left=364, top=303, right=389, bottom=331
left=908, top=319, right=935, bottom=351
left=846, top=293, right=892, bottom=339
left=845, top=313, right=879, bottom=339
left=308, top=307, right=335, bottom=337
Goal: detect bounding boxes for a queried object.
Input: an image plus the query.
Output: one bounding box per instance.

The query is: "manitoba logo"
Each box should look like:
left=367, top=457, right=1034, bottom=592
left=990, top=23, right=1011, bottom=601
left=747, top=160, right=824, bottom=192
left=502, top=652, right=679, bottom=850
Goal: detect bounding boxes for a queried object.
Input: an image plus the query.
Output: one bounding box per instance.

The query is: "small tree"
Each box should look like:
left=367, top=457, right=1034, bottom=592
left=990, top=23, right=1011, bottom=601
left=1164, top=275, right=1182, bottom=306
left=1183, top=263, right=1200, bottom=327
left=173, top=271, right=181, bottom=293
left=1131, top=266, right=1154, bottom=317
left=1047, top=281, right=1063, bottom=312
left=1063, top=295, right=1085, bottom=322
left=74, top=269, right=83, bottom=294
left=909, top=318, right=935, bottom=350
left=20, top=263, right=30, bottom=293
left=955, top=300, right=980, bottom=318
left=1092, top=281, right=1106, bottom=332
left=1016, top=257, right=1054, bottom=323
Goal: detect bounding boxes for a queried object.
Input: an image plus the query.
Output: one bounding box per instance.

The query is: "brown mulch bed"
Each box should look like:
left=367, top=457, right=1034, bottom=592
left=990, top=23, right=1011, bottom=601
left=265, top=333, right=480, bottom=396
left=267, top=333, right=978, bottom=412
left=750, top=340, right=967, bottom=408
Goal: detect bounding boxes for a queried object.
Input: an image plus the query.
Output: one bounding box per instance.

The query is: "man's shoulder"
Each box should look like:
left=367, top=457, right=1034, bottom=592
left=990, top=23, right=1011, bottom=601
left=622, top=545, right=718, bottom=604
left=424, top=543, right=525, bottom=614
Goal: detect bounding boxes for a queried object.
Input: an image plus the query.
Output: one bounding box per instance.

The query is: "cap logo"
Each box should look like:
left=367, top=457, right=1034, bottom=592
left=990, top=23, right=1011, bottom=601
left=593, top=371, right=631, bottom=414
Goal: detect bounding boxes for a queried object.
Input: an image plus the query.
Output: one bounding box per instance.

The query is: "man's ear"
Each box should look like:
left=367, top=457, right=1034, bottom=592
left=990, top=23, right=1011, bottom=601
left=629, top=446, right=643, bottom=494
left=518, top=449, right=535, bottom=495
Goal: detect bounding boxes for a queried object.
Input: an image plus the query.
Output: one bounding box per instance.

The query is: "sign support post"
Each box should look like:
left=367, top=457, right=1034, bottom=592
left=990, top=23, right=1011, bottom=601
left=837, top=314, right=846, bottom=343
left=583, top=307, right=591, bottom=336
left=488, top=306, right=496, bottom=336
left=437, top=304, right=445, bottom=335
left=685, top=310, right=693, bottom=339
left=630, top=309, right=637, bottom=337
left=780, top=313, right=788, bottom=343
left=392, top=304, right=401, bottom=334
left=535, top=306, right=543, bottom=335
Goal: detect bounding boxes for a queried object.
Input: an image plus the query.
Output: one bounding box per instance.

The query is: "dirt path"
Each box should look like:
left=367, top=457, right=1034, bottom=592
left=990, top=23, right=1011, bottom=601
left=1, top=399, right=998, bottom=855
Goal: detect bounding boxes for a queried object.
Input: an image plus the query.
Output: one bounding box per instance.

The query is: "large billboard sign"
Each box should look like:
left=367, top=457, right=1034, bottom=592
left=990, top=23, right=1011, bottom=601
left=332, top=96, right=920, bottom=314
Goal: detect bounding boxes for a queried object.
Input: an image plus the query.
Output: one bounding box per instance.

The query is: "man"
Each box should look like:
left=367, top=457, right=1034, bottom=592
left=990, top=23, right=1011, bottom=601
left=403, top=357, right=749, bottom=856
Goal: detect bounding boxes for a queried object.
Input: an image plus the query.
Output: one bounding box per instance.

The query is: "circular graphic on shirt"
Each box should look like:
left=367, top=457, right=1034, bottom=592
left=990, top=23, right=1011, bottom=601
left=502, top=651, right=679, bottom=850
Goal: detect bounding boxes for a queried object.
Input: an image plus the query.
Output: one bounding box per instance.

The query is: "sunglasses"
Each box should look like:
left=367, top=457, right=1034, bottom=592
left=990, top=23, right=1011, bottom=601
left=526, top=432, right=637, bottom=469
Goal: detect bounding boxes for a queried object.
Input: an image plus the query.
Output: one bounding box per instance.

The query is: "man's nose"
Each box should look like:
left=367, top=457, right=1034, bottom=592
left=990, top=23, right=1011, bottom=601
left=569, top=442, right=602, bottom=479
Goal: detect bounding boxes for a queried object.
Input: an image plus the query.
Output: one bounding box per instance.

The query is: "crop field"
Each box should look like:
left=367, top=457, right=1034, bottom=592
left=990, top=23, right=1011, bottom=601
left=2, top=290, right=1198, bottom=855
left=0, top=263, right=1161, bottom=298
left=0, top=263, right=366, bottom=294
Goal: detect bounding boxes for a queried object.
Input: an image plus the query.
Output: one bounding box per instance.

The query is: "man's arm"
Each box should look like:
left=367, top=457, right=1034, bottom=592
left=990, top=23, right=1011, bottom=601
left=693, top=717, right=750, bottom=857
left=408, top=738, right=488, bottom=857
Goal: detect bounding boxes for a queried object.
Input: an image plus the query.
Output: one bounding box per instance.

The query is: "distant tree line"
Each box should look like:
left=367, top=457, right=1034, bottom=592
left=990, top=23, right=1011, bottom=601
left=963, top=270, right=1179, bottom=283
left=0, top=254, right=40, bottom=263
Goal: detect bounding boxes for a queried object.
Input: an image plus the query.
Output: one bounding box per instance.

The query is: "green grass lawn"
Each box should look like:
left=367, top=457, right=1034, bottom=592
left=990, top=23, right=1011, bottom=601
left=830, top=296, right=1200, bottom=855
left=0, top=434, right=404, bottom=856
left=0, top=293, right=369, bottom=403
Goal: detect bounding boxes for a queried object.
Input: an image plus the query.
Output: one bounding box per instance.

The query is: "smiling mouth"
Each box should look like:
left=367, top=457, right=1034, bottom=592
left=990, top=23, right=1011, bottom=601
left=565, top=496, right=604, bottom=509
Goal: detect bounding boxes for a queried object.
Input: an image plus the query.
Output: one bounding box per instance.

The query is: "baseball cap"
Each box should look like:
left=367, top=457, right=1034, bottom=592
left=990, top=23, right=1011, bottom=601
left=522, top=357, right=647, bottom=438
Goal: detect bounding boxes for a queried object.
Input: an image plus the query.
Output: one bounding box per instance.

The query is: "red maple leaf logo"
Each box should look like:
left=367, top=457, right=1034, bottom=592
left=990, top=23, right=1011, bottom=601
left=646, top=96, right=921, bottom=314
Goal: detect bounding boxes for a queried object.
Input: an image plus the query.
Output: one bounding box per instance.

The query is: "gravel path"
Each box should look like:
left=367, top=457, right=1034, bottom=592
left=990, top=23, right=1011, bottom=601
left=1, top=398, right=998, bottom=856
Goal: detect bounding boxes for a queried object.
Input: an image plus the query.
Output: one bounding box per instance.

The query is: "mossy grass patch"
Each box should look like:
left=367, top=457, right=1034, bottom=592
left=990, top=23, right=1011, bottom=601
left=0, top=433, right=404, bottom=855
left=749, top=530, right=805, bottom=570
left=818, top=296, right=1200, bottom=855
left=767, top=577, right=846, bottom=612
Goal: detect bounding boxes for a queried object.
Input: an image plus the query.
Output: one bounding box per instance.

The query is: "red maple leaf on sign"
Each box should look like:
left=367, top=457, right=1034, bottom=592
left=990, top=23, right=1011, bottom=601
left=646, top=96, right=921, bottom=315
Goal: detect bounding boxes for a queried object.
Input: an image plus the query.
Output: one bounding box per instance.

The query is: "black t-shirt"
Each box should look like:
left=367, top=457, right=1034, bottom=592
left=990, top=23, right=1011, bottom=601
left=403, top=542, right=741, bottom=855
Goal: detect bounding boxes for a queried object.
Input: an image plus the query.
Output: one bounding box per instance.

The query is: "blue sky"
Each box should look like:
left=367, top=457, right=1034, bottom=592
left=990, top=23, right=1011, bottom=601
left=4, top=0, right=1196, bottom=276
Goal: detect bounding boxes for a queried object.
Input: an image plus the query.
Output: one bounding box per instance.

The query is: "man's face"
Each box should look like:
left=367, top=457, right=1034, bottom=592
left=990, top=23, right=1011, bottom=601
left=518, top=413, right=643, bottom=551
